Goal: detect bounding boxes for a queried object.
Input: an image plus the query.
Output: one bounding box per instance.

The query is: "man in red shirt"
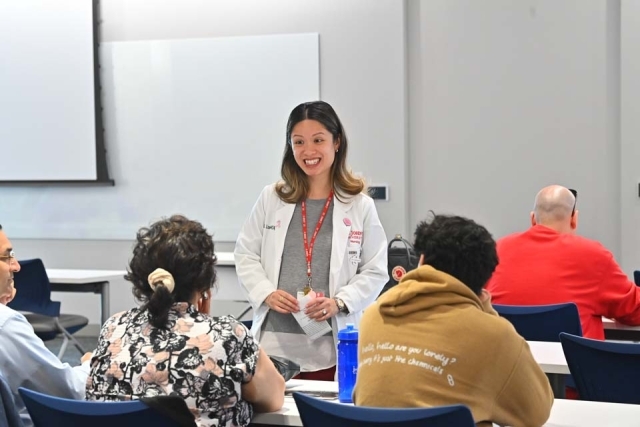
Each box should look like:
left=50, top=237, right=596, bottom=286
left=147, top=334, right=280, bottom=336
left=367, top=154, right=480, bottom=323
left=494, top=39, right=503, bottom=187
left=487, top=185, right=640, bottom=339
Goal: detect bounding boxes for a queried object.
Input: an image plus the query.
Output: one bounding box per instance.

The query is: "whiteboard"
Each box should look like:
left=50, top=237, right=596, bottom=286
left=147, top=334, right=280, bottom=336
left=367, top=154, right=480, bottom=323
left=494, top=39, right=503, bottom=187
left=0, top=0, right=97, bottom=181
left=0, top=33, right=319, bottom=241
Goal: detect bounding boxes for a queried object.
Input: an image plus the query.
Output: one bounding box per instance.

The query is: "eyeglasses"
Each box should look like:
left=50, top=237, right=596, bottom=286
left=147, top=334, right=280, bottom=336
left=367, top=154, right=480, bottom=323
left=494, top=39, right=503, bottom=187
left=568, top=189, right=577, bottom=216
left=0, top=250, right=16, bottom=265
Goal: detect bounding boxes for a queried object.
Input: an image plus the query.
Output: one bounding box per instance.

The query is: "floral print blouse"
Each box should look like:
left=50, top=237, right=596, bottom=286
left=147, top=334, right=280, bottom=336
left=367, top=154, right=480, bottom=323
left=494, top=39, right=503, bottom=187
left=86, top=303, right=258, bottom=427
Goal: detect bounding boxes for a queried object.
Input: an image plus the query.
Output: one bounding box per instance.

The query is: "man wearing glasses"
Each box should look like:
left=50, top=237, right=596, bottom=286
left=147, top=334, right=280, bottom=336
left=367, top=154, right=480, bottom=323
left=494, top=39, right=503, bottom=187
left=487, top=185, right=640, bottom=340
left=0, top=224, right=90, bottom=426
left=0, top=238, right=18, bottom=305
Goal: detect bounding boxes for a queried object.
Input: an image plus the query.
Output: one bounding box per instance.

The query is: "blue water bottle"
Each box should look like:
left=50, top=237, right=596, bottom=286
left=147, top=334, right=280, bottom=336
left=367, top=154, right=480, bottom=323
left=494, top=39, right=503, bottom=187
left=337, top=323, right=358, bottom=403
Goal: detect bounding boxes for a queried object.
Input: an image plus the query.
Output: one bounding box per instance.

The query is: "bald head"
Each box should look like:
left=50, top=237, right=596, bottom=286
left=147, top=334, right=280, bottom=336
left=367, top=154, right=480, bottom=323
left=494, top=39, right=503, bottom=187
left=531, top=185, right=577, bottom=233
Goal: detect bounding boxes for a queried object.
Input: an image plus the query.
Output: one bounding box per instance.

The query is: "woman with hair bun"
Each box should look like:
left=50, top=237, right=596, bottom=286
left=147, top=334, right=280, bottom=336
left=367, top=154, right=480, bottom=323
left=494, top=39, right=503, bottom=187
left=86, top=215, right=284, bottom=426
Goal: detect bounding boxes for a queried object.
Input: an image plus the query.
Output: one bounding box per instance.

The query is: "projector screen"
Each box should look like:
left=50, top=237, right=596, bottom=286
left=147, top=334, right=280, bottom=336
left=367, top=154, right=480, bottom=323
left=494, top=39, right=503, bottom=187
left=0, top=33, right=319, bottom=241
left=0, top=0, right=110, bottom=183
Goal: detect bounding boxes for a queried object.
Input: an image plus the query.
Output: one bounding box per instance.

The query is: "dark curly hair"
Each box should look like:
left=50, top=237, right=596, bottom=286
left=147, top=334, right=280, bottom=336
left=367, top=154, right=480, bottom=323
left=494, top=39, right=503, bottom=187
left=413, top=214, right=498, bottom=295
left=126, top=215, right=217, bottom=329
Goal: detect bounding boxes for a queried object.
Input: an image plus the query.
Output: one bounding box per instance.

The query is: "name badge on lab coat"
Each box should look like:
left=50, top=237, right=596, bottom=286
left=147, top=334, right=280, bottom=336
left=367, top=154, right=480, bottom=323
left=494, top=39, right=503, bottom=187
left=348, top=246, right=361, bottom=266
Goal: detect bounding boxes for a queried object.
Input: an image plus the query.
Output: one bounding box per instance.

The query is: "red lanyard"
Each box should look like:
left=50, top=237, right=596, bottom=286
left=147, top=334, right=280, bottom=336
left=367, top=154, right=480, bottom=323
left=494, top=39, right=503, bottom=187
left=301, top=190, right=334, bottom=289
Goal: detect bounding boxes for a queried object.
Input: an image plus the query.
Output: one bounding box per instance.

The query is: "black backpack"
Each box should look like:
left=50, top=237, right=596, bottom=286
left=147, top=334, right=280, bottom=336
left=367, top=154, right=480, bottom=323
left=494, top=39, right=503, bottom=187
left=379, top=234, right=419, bottom=297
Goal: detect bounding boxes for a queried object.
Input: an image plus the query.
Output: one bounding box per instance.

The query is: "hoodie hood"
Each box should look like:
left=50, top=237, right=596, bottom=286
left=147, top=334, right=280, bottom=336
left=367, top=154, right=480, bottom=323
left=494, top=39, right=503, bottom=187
left=377, top=265, right=484, bottom=317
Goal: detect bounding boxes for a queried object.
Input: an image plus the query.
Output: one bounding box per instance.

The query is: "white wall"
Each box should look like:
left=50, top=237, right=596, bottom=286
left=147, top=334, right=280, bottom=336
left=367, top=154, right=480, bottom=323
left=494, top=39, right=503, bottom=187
left=11, top=0, right=639, bottom=328
left=408, top=0, right=621, bottom=256
left=11, top=0, right=407, bottom=327
left=99, top=0, right=408, bottom=242
left=620, top=0, right=640, bottom=274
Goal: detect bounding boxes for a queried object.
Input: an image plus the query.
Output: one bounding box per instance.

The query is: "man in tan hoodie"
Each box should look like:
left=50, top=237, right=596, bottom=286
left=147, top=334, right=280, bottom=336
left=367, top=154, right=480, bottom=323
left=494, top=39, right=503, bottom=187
left=353, top=215, right=553, bottom=427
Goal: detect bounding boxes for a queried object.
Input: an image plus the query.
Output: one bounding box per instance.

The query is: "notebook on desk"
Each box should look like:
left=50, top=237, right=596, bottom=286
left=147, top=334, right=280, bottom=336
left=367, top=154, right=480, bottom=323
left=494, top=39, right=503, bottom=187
left=285, top=379, right=339, bottom=399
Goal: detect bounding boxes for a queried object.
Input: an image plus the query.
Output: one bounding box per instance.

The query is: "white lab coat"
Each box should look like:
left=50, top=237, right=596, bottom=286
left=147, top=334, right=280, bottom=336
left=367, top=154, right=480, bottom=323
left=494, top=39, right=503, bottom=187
left=234, top=184, right=389, bottom=343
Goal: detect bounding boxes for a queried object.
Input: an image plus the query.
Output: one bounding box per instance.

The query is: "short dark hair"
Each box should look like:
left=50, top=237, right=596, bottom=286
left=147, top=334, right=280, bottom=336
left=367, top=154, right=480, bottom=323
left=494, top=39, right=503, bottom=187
left=413, top=214, right=498, bottom=295
left=0, top=224, right=3, bottom=230
left=126, top=215, right=217, bottom=329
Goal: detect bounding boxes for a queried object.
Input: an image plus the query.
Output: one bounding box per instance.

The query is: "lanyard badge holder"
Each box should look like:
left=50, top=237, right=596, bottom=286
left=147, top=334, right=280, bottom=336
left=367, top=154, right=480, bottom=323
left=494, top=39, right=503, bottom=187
left=291, top=191, right=334, bottom=340
left=301, top=191, right=333, bottom=296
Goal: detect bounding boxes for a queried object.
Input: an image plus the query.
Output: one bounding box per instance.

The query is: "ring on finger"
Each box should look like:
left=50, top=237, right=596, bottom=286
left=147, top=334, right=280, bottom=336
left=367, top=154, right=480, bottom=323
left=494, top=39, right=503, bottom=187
left=322, top=309, right=327, bottom=316
left=279, top=296, right=283, bottom=302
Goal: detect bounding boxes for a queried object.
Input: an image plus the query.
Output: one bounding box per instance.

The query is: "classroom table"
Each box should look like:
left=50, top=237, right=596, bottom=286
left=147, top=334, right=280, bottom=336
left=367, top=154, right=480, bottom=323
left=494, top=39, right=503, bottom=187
left=216, top=252, right=235, bottom=266
left=603, top=317, right=640, bottom=341
left=250, top=380, right=640, bottom=427
left=45, top=253, right=237, bottom=326
left=528, top=341, right=569, bottom=375
left=527, top=340, right=570, bottom=398
left=47, top=269, right=126, bottom=325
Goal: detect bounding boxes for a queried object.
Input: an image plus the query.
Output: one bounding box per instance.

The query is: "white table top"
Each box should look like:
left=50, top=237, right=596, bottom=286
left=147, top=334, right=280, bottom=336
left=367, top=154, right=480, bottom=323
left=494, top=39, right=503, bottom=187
left=528, top=341, right=569, bottom=375
left=47, top=269, right=127, bottom=284
left=286, top=379, right=339, bottom=393
left=543, top=398, right=640, bottom=427
left=46, top=252, right=234, bottom=284
left=602, top=317, right=640, bottom=331
left=216, top=251, right=235, bottom=267
left=252, top=380, right=640, bottom=427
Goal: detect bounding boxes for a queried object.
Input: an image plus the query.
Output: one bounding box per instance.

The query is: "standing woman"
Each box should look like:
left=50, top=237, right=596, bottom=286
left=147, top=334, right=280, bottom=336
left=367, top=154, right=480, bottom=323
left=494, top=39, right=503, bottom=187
left=234, top=101, right=388, bottom=381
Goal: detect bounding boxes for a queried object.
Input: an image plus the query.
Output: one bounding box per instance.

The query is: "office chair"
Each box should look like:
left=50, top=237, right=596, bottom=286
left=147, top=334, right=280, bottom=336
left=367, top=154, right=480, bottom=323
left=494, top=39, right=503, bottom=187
left=8, top=259, right=88, bottom=359
left=493, top=303, right=582, bottom=342
left=292, top=392, right=475, bottom=427
left=19, top=388, right=192, bottom=427
left=493, top=302, right=582, bottom=395
left=559, top=333, right=640, bottom=404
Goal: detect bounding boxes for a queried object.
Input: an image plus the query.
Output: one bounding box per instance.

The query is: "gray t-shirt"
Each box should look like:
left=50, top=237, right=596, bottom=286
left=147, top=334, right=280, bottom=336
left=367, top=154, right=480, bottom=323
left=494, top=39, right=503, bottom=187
left=262, top=198, right=333, bottom=335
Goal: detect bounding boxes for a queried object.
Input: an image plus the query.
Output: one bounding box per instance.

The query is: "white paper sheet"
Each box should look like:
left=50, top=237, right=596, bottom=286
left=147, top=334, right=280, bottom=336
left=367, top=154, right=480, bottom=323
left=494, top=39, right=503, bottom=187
left=292, top=291, right=332, bottom=341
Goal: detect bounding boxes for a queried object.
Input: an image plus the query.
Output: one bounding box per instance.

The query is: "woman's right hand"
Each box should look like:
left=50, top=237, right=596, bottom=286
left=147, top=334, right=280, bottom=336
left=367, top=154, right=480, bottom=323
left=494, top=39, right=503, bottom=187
left=266, top=291, right=300, bottom=314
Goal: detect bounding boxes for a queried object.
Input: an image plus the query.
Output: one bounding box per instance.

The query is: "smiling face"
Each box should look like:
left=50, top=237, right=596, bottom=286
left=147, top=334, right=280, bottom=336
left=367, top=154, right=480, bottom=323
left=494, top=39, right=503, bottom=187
left=0, top=231, right=20, bottom=305
left=290, top=119, right=340, bottom=185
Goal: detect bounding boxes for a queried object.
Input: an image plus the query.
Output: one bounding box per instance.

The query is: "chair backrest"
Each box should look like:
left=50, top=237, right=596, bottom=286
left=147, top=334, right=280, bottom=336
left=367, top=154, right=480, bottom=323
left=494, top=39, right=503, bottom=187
left=493, top=303, right=582, bottom=342
left=241, top=320, right=253, bottom=330
left=634, top=270, right=640, bottom=286
left=18, top=388, right=186, bottom=427
left=292, top=392, right=475, bottom=427
left=559, top=333, right=640, bottom=404
left=7, top=259, right=60, bottom=317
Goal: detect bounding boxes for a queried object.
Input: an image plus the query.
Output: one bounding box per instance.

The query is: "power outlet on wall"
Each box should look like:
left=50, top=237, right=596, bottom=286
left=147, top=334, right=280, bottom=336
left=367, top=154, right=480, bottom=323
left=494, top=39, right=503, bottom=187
left=369, top=185, right=389, bottom=201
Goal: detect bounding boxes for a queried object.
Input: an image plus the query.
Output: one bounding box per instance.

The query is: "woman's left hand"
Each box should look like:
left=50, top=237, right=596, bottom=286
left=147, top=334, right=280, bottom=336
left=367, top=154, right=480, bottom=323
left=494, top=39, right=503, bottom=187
left=305, top=297, right=338, bottom=322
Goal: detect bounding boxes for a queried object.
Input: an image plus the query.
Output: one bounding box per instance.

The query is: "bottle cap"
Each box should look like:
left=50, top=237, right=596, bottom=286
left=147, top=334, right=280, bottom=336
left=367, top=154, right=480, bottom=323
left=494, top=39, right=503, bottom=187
left=338, top=323, right=358, bottom=340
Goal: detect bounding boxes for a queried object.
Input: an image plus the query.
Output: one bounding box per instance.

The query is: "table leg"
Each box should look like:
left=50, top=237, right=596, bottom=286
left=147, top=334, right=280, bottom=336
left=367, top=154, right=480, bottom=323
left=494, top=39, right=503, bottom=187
left=101, top=281, right=110, bottom=326
left=547, top=373, right=565, bottom=399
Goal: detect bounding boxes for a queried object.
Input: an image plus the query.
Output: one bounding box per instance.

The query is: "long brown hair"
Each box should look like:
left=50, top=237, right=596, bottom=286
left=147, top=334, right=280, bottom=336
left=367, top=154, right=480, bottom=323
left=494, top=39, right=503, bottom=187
left=276, top=101, right=365, bottom=203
